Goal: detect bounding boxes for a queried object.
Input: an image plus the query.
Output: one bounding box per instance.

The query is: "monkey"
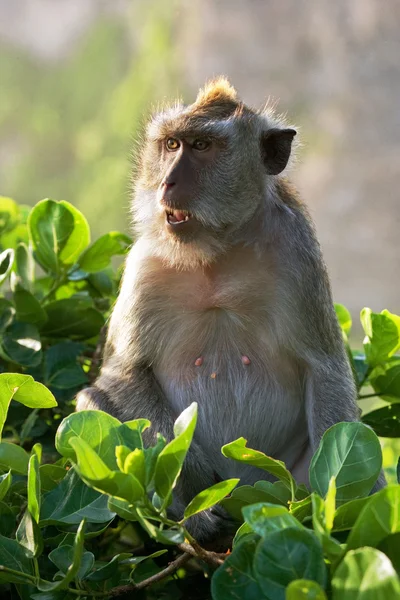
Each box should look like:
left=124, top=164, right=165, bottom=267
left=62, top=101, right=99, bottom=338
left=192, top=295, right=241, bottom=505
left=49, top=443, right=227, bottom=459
left=76, top=78, right=385, bottom=543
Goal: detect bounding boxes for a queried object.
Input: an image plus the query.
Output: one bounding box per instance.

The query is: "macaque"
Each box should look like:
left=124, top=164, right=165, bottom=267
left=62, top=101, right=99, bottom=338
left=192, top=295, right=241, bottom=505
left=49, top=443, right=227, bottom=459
left=76, top=78, right=384, bottom=541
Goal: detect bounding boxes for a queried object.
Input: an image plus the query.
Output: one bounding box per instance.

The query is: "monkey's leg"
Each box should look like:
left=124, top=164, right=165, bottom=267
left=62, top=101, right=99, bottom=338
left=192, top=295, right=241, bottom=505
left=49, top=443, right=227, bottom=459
left=305, top=358, right=386, bottom=491
left=76, top=364, right=233, bottom=543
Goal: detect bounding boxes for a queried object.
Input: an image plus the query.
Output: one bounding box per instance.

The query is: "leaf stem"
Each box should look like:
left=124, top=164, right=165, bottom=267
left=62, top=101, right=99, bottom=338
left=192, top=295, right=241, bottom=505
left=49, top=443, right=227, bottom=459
left=0, top=565, right=36, bottom=583
left=358, top=393, right=380, bottom=399
left=358, top=366, right=372, bottom=392
left=41, top=275, right=65, bottom=303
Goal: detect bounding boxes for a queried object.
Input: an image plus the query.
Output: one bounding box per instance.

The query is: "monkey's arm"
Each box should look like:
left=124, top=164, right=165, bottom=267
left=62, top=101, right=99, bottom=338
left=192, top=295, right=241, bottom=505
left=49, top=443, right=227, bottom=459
left=76, top=361, right=175, bottom=440
left=287, top=214, right=385, bottom=489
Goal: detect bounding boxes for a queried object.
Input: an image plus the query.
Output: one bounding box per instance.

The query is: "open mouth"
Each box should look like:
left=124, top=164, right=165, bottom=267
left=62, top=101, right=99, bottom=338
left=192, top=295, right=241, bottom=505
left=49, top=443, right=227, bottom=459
left=166, top=209, right=192, bottom=225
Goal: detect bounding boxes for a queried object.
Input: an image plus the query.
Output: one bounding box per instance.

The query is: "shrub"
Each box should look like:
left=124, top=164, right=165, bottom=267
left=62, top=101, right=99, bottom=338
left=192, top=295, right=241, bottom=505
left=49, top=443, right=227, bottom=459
left=0, top=196, right=399, bottom=599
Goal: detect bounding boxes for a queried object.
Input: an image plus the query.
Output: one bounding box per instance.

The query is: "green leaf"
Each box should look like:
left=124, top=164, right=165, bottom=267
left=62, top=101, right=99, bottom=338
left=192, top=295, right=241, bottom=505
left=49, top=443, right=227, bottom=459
left=49, top=545, right=94, bottom=580
left=0, top=442, right=30, bottom=474
left=332, top=548, right=400, bottom=599
left=286, top=580, right=327, bottom=600
left=243, top=503, right=302, bottom=538
left=0, top=373, right=56, bottom=439
left=108, top=496, right=138, bottom=521
left=309, top=422, right=382, bottom=504
left=222, top=481, right=291, bottom=521
left=28, top=199, right=90, bottom=275
left=40, top=469, right=115, bottom=526
left=56, top=410, right=137, bottom=470
left=346, top=486, right=400, bottom=551
left=28, top=199, right=75, bottom=274
left=57, top=201, right=90, bottom=266
left=222, top=437, right=296, bottom=494
left=361, top=308, right=400, bottom=366
left=40, top=464, right=67, bottom=492
left=155, top=527, right=185, bottom=545
left=27, top=454, right=41, bottom=523
left=333, top=496, right=371, bottom=532
left=0, top=501, right=16, bottom=536
left=335, top=304, right=352, bottom=336
left=154, top=403, right=197, bottom=503
left=289, top=496, right=313, bottom=523
left=211, top=535, right=264, bottom=600
left=0, top=197, right=20, bottom=235
left=0, top=534, right=35, bottom=584
left=68, top=436, right=145, bottom=503
left=254, top=528, right=327, bottom=599
left=13, top=289, right=47, bottom=325
left=0, top=298, right=15, bottom=333
left=363, top=403, right=400, bottom=437
left=41, top=297, right=104, bottom=340
left=232, top=522, right=256, bottom=547
left=184, top=479, right=239, bottom=519
left=115, top=445, right=131, bottom=472
left=124, top=448, right=146, bottom=485
left=0, top=248, right=14, bottom=285
left=15, top=242, right=34, bottom=292
left=78, top=231, right=131, bottom=273
left=0, top=470, right=11, bottom=501
left=44, top=341, right=87, bottom=389
left=38, top=520, right=86, bottom=591
left=0, top=322, right=42, bottom=367
left=311, top=494, right=342, bottom=560
left=86, top=552, right=132, bottom=582
left=370, top=365, right=400, bottom=400
left=378, top=533, right=400, bottom=575
left=16, top=510, right=43, bottom=558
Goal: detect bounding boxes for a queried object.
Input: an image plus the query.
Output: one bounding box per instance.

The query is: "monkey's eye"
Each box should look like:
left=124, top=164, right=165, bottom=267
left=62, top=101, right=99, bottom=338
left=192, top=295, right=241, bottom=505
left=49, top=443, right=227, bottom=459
left=192, top=139, right=210, bottom=152
left=166, top=138, right=180, bottom=151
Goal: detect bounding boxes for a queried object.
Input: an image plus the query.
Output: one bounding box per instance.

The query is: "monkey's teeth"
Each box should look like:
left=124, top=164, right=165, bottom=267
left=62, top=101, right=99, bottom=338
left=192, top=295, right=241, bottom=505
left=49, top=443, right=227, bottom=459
left=166, top=210, right=192, bottom=225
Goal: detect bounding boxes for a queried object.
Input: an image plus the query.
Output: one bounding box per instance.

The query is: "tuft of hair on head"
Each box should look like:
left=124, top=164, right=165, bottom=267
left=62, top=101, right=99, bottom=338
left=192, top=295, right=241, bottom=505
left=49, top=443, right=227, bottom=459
left=191, top=76, right=240, bottom=118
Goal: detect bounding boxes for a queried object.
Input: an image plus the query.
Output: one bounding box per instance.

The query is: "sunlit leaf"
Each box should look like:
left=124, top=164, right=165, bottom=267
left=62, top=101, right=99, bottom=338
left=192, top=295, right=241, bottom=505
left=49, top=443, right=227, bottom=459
left=78, top=231, right=131, bottom=273
left=309, top=422, right=382, bottom=504
left=222, top=437, right=295, bottom=493
left=184, top=479, right=239, bottom=519
left=332, top=548, right=400, bottom=599
left=286, top=579, right=328, bottom=599
left=0, top=373, right=56, bottom=439
left=154, top=403, right=197, bottom=504
left=346, top=486, right=400, bottom=550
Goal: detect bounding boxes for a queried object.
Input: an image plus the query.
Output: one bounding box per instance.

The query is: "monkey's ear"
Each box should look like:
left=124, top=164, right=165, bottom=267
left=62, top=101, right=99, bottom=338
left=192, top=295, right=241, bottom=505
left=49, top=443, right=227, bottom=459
left=261, top=128, right=297, bottom=175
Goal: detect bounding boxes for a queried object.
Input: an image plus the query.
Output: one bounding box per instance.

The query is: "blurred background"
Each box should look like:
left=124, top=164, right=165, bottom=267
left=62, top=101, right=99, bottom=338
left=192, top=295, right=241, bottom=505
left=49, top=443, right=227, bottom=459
left=0, top=0, right=399, bottom=325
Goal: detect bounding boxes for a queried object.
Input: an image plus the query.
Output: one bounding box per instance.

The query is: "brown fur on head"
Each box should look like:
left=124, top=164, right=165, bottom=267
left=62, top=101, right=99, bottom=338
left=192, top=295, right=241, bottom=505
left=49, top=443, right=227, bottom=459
left=132, top=77, right=297, bottom=270
left=192, top=77, right=240, bottom=119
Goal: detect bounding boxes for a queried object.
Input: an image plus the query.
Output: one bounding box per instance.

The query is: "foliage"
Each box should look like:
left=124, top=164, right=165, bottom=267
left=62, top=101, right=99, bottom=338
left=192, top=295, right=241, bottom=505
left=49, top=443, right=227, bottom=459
left=0, top=198, right=399, bottom=599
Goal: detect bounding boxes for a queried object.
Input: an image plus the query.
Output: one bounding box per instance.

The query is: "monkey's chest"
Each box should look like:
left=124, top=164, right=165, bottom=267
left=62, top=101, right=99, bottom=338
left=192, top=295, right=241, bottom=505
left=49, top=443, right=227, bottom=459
left=151, top=303, right=304, bottom=458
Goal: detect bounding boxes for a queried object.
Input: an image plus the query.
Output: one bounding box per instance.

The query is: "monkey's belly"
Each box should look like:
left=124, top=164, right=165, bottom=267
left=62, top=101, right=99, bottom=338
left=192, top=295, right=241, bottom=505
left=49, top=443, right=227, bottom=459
left=153, top=347, right=308, bottom=481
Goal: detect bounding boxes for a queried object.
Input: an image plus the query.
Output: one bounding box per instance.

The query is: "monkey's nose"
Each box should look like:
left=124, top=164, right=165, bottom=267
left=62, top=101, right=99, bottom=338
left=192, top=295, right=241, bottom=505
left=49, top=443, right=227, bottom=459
left=162, top=180, right=176, bottom=189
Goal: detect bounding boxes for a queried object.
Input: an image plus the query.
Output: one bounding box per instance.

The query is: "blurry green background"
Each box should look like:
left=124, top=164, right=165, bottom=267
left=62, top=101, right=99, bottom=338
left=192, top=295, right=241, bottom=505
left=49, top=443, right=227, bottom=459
left=0, top=0, right=399, bottom=317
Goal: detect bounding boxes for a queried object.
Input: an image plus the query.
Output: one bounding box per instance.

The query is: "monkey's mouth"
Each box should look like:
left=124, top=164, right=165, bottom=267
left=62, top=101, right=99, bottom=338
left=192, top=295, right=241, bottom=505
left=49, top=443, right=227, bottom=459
left=165, top=209, right=192, bottom=225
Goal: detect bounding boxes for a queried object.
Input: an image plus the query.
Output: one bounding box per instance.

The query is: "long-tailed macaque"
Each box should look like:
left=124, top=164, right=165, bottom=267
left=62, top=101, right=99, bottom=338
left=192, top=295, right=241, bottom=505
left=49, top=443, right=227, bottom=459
left=76, top=78, right=384, bottom=541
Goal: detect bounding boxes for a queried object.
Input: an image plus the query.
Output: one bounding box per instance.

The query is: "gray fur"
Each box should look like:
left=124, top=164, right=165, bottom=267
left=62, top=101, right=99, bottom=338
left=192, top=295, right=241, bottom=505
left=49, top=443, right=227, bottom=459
left=76, top=81, right=384, bottom=542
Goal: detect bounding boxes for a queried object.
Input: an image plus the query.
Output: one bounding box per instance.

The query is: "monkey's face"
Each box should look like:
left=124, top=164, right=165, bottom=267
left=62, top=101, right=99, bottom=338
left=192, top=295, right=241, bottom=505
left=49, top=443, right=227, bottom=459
left=132, top=80, right=296, bottom=269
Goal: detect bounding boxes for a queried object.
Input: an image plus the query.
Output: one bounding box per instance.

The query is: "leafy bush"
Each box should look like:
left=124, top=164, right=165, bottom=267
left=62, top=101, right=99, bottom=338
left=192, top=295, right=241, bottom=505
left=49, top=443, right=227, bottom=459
left=0, top=196, right=399, bottom=599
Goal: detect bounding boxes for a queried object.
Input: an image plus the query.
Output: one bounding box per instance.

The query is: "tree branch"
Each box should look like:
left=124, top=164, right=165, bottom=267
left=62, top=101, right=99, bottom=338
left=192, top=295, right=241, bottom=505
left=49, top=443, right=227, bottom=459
left=108, top=551, right=191, bottom=597
left=177, top=542, right=225, bottom=567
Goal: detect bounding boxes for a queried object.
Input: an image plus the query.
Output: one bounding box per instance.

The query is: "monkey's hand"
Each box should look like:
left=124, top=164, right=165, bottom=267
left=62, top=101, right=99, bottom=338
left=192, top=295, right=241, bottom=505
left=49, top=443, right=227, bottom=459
left=75, top=386, right=110, bottom=413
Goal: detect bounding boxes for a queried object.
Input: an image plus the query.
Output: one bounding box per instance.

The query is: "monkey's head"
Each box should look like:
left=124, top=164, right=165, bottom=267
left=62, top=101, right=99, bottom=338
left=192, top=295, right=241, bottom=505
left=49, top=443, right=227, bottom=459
left=133, top=78, right=296, bottom=269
